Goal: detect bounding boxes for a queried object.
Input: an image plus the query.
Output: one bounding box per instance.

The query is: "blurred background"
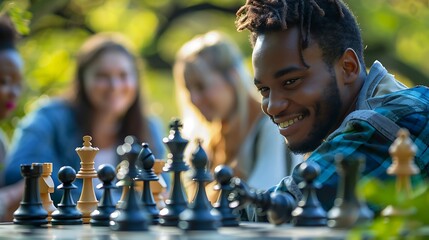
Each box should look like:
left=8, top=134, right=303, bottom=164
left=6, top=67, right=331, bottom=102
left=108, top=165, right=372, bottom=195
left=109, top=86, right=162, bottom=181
left=1, top=0, right=429, bottom=137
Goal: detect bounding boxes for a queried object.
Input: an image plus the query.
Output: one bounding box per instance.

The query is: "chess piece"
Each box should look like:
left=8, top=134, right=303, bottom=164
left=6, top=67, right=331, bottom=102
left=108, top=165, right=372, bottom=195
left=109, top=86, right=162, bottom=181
left=38, top=162, right=57, bottom=222
left=159, top=119, right=190, bottom=226
left=291, top=161, right=327, bottom=226
left=213, top=165, right=239, bottom=227
left=381, top=128, right=420, bottom=218
left=135, top=143, right=160, bottom=225
left=110, top=136, right=149, bottom=231
left=116, top=136, right=143, bottom=209
left=327, top=155, right=373, bottom=228
left=229, top=175, right=298, bottom=225
left=75, top=135, right=99, bottom=223
left=179, top=140, right=221, bottom=230
left=13, top=163, right=48, bottom=225
left=90, top=164, right=117, bottom=226
left=51, top=166, right=83, bottom=225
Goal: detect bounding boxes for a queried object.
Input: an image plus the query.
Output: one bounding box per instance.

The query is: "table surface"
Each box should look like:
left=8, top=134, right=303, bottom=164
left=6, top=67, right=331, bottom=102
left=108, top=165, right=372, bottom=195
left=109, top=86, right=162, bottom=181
left=0, top=222, right=349, bottom=240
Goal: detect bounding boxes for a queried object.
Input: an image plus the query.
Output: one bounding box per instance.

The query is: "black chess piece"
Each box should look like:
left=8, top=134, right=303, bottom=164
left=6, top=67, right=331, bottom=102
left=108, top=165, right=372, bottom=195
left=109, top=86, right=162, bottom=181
left=135, top=143, right=160, bottom=225
left=213, top=165, right=239, bottom=227
left=90, top=164, right=117, bottom=226
left=179, top=140, right=221, bottom=230
left=159, top=119, right=190, bottom=226
left=327, top=155, right=374, bottom=228
left=291, top=161, right=327, bottom=226
left=116, top=135, right=143, bottom=209
left=229, top=176, right=298, bottom=225
left=51, top=166, right=83, bottom=225
left=13, top=163, right=48, bottom=225
left=110, top=136, right=150, bottom=231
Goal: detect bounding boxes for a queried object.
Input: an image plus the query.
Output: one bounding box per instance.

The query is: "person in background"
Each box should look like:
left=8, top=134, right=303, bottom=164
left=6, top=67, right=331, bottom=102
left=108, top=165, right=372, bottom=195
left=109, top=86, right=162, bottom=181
left=4, top=32, right=166, bottom=210
left=0, top=15, right=24, bottom=221
left=173, top=31, right=301, bottom=204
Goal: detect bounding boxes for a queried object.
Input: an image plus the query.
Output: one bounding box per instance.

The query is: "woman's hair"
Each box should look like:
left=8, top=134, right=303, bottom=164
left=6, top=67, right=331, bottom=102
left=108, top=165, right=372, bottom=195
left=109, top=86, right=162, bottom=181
left=174, top=31, right=259, bottom=140
left=69, top=33, right=155, bottom=151
left=0, top=15, right=17, bottom=51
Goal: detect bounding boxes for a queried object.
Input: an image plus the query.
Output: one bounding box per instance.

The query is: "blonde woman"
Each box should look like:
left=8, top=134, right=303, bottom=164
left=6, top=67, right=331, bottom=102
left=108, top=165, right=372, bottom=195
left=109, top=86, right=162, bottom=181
left=174, top=31, right=301, bottom=203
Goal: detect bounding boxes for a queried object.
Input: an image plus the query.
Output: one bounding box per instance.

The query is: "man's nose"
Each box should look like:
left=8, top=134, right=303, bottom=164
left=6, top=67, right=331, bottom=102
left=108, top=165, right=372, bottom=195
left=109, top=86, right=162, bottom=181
left=265, top=91, right=289, bottom=117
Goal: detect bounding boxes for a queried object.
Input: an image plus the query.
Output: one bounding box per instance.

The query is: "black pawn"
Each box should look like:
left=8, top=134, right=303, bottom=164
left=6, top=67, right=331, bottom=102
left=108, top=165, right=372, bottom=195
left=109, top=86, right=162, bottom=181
left=291, top=161, right=327, bottom=226
left=51, top=166, right=83, bottom=225
left=159, top=119, right=190, bottom=226
left=110, top=136, right=150, bottom=231
left=179, top=140, right=221, bottom=231
left=13, top=163, right=48, bottom=225
left=213, top=165, right=239, bottom=227
left=90, top=164, right=117, bottom=226
left=136, top=143, right=160, bottom=225
left=327, top=155, right=374, bottom=228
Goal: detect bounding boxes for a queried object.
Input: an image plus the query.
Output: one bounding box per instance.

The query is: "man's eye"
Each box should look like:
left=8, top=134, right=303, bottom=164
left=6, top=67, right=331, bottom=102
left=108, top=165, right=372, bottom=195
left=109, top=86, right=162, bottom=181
left=284, top=78, right=301, bottom=86
left=257, top=87, right=268, bottom=93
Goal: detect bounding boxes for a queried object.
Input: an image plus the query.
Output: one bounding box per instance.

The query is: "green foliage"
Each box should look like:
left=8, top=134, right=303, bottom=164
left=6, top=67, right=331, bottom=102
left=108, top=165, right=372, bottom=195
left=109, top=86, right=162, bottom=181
left=352, top=177, right=429, bottom=238
left=0, top=0, right=31, bottom=35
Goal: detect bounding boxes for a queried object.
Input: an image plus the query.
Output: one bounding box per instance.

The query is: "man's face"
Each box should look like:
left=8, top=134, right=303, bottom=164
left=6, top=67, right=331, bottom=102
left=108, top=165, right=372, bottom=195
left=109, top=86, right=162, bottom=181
left=252, top=28, right=343, bottom=154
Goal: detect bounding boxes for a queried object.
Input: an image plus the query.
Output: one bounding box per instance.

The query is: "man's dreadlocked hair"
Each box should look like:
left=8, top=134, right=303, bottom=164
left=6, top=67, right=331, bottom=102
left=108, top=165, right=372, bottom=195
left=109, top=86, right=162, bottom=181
left=236, top=0, right=365, bottom=70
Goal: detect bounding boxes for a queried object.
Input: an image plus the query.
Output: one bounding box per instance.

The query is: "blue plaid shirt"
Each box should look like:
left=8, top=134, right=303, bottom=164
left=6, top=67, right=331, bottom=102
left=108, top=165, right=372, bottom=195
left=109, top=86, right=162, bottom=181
left=276, top=61, right=429, bottom=210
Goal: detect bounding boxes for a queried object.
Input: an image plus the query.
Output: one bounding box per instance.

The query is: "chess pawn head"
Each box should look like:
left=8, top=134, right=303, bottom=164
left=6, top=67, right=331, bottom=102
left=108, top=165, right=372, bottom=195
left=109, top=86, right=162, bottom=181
left=97, top=164, right=116, bottom=188
left=214, top=165, right=234, bottom=190
left=298, top=161, right=320, bottom=186
left=58, top=166, right=78, bottom=188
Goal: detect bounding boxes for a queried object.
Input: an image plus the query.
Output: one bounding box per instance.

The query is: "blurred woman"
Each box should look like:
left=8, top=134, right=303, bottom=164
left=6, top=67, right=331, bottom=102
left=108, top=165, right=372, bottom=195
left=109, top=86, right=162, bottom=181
left=174, top=31, right=301, bottom=203
left=4, top=33, right=165, bottom=205
left=0, top=15, right=24, bottom=221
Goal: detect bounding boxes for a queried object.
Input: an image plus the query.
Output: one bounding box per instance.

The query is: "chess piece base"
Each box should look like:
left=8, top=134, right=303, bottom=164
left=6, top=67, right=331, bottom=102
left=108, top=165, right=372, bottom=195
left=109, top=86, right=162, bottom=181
left=51, top=218, right=83, bottom=225
left=109, top=209, right=149, bottom=231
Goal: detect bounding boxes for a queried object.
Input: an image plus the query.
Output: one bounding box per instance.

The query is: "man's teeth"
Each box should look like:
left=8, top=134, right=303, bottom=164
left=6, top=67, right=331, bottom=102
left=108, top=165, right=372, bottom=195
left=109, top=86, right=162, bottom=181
left=278, top=115, right=303, bottom=128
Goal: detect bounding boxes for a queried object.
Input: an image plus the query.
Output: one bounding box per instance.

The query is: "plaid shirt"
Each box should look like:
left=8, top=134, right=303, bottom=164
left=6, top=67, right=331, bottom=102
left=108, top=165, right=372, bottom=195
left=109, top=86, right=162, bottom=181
left=276, top=61, right=429, bottom=210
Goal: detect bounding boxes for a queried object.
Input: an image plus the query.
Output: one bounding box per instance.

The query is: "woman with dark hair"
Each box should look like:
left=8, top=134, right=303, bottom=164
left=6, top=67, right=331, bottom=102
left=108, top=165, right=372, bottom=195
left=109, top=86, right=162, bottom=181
left=0, top=15, right=24, bottom=221
left=4, top=33, right=165, bottom=206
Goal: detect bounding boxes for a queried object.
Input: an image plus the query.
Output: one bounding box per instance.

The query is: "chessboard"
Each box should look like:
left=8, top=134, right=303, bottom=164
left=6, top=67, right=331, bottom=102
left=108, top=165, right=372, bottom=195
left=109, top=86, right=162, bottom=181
left=8, top=119, right=429, bottom=239
left=0, top=222, right=347, bottom=240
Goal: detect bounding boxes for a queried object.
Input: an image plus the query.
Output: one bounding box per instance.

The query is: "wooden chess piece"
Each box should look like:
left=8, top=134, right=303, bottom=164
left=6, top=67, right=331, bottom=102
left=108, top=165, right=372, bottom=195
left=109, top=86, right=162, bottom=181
left=135, top=143, right=160, bottom=225
left=327, top=155, right=373, bottom=228
left=292, top=161, right=327, bottom=226
left=110, top=136, right=149, bottom=231
left=13, top=163, right=48, bottom=225
left=75, top=135, right=99, bottom=223
left=38, top=162, right=56, bottom=222
left=51, top=166, right=83, bottom=225
left=381, top=128, right=420, bottom=218
left=159, top=119, right=190, bottom=226
left=213, top=165, right=239, bottom=227
left=90, top=164, right=117, bottom=226
left=178, top=140, right=221, bottom=230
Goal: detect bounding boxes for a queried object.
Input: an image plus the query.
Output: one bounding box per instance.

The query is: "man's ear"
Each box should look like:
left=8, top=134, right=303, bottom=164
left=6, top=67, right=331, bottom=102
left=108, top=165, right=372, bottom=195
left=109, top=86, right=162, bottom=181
left=337, top=48, right=360, bottom=85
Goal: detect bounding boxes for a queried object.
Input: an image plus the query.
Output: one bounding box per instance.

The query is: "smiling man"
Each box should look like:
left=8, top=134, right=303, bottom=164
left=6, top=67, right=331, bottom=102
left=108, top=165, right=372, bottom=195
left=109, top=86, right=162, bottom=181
left=234, top=0, right=429, bottom=217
